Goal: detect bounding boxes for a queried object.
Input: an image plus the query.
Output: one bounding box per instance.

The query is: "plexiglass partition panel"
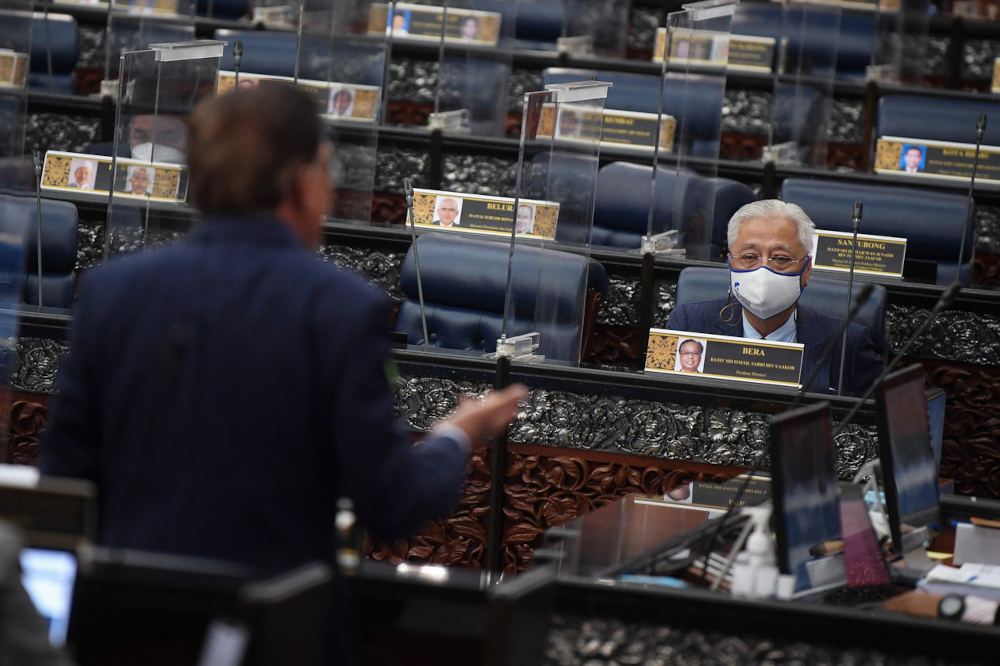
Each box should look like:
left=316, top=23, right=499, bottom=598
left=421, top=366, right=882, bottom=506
left=500, top=82, right=608, bottom=365
left=870, top=0, right=929, bottom=84
left=297, top=0, right=387, bottom=224
left=0, top=1, right=32, bottom=194
left=104, top=8, right=197, bottom=83
left=427, top=0, right=516, bottom=137
left=562, top=0, right=630, bottom=57
left=104, top=42, right=222, bottom=260
left=650, top=0, right=734, bottom=262
left=768, top=1, right=841, bottom=168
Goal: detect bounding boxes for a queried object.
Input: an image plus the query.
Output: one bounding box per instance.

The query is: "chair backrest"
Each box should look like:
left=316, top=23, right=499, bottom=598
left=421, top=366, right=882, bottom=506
left=0, top=195, right=77, bottom=309
left=30, top=13, right=78, bottom=93
left=196, top=0, right=247, bottom=19
left=396, top=234, right=608, bottom=362
left=541, top=68, right=725, bottom=159
left=878, top=94, right=1000, bottom=147
left=782, top=177, right=973, bottom=285
left=675, top=266, right=887, bottom=355
left=591, top=162, right=755, bottom=255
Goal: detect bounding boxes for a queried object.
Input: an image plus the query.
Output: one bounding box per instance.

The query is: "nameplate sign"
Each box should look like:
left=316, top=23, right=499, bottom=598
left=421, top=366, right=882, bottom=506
left=812, top=230, right=907, bottom=278
left=217, top=72, right=380, bottom=122
left=536, top=104, right=675, bottom=152
left=0, top=50, right=28, bottom=88
left=41, top=150, right=188, bottom=203
left=409, top=188, right=559, bottom=240
left=875, top=135, right=1000, bottom=184
left=368, top=3, right=502, bottom=46
left=654, top=28, right=775, bottom=72
left=992, top=58, right=1000, bottom=94
left=660, top=474, right=772, bottom=510
left=645, top=329, right=803, bottom=387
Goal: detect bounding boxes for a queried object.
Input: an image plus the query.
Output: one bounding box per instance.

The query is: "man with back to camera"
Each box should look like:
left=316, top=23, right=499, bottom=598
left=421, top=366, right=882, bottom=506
left=677, top=339, right=703, bottom=373
left=434, top=197, right=460, bottom=227
left=666, top=200, right=883, bottom=395
left=903, top=146, right=924, bottom=173
left=40, top=84, right=526, bottom=665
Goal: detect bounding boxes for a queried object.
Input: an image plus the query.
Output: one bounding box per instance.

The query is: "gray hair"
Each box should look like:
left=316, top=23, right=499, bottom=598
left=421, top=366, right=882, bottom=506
left=726, top=200, right=815, bottom=254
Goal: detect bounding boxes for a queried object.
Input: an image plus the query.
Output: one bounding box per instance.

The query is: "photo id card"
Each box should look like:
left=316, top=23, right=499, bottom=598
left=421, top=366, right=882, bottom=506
left=409, top=188, right=559, bottom=240
left=645, top=329, right=804, bottom=387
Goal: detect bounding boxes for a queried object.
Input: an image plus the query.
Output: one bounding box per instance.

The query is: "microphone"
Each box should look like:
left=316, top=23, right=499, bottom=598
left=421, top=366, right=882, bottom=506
left=32, top=151, right=44, bottom=309
left=831, top=280, right=962, bottom=439
left=403, top=177, right=429, bottom=350
left=838, top=201, right=864, bottom=396
left=233, top=41, right=243, bottom=89
left=958, top=114, right=986, bottom=286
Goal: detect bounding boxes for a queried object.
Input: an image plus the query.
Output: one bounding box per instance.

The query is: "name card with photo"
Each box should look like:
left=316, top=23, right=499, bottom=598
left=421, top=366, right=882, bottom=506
left=368, top=3, right=502, bottom=46
left=646, top=329, right=803, bottom=388
left=812, top=230, right=907, bottom=278
left=409, top=188, right=559, bottom=241
left=217, top=72, right=380, bottom=122
left=536, top=104, right=675, bottom=152
left=0, top=50, right=28, bottom=88
left=875, top=136, right=1000, bottom=184
left=41, top=151, right=188, bottom=204
left=110, top=0, right=180, bottom=15
left=654, top=28, right=775, bottom=72
left=661, top=474, right=772, bottom=511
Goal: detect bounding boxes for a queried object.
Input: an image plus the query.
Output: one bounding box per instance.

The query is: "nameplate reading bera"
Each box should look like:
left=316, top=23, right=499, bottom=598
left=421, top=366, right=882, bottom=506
left=645, top=329, right=803, bottom=387
left=409, top=188, right=560, bottom=241
left=812, top=230, right=907, bottom=278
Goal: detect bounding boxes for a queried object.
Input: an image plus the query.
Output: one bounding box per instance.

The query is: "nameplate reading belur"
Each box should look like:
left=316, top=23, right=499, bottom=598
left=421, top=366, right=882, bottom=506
left=409, top=188, right=559, bottom=240
left=646, top=329, right=803, bottom=387
left=217, top=72, right=380, bottom=122
left=368, top=3, right=502, bottom=46
left=875, top=136, right=1000, bottom=184
left=812, top=230, right=907, bottom=278
left=41, top=151, right=187, bottom=203
left=654, top=28, right=775, bottom=72
left=536, top=104, right=676, bottom=152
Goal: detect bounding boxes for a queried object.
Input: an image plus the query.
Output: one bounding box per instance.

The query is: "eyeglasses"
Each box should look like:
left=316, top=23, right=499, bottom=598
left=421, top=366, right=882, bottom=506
left=730, top=252, right=809, bottom=272
left=680, top=350, right=701, bottom=357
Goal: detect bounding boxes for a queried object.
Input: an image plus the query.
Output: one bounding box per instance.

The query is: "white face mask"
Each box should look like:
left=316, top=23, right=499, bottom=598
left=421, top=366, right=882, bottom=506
left=131, top=142, right=186, bottom=165
left=729, top=257, right=809, bottom=320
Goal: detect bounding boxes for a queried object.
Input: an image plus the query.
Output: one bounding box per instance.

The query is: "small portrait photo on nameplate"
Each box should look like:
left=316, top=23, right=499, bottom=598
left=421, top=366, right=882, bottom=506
left=409, top=188, right=559, bottom=240
left=368, top=2, right=502, bottom=46
left=875, top=136, right=1000, bottom=184
left=812, top=230, right=907, bottom=278
left=645, top=329, right=804, bottom=388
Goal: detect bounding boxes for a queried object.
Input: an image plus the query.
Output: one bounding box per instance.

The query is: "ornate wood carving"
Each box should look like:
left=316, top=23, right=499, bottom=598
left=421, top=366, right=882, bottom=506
left=719, top=133, right=767, bottom=161
left=365, top=444, right=737, bottom=574
left=974, top=252, right=1000, bottom=286
left=1, top=395, right=50, bottom=466
left=826, top=143, right=865, bottom=171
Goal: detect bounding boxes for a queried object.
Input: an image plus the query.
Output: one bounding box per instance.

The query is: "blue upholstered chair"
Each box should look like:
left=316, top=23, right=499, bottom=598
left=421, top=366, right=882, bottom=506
left=675, top=266, right=887, bottom=356
left=396, top=234, right=608, bottom=363
left=29, top=13, right=78, bottom=94
left=782, top=178, right=974, bottom=285
left=215, top=30, right=300, bottom=78
left=197, top=0, right=247, bottom=19
left=877, top=95, right=1000, bottom=147
left=0, top=195, right=77, bottom=310
left=591, top=162, right=756, bottom=257
left=513, top=0, right=563, bottom=48
left=541, top=68, right=726, bottom=159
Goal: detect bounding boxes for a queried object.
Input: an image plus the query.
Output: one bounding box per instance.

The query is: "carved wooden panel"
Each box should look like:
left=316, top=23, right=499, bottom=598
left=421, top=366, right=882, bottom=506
left=1, top=394, right=51, bottom=466
left=365, top=443, right=737, bottom=575
left=921, top=359, right=1000, bottom=497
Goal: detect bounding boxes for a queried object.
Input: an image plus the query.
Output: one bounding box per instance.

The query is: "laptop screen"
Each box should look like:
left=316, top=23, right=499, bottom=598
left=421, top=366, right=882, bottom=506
left=20, top=547, right=78, bottom=648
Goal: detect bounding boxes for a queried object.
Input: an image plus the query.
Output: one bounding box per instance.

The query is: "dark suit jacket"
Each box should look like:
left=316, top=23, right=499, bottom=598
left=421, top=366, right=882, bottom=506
left=42, top=214, right=468, bottom=663
left=666, top=300, right=884, bottom=396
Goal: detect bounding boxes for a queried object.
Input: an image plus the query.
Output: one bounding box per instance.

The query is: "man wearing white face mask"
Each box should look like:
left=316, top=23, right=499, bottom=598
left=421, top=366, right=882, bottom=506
left=666, top=200, right=883, bottom=396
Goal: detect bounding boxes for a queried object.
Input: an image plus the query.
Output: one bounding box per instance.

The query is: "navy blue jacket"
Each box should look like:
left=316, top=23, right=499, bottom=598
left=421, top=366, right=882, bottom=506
left=666, top=300, right=884, bottom=396
left=42, top=215, right=467, bottom=661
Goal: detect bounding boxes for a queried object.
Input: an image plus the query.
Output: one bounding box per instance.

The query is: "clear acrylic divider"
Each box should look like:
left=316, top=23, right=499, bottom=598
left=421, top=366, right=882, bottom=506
left=767, top=0, right=842, bottom=168
left=297, top=0, right=388, bottom=225
left=649, top=0, right=735, bottom=262
left=560, top=0, right=630, bottom=58
left=869, top=0, right=929, bottom=85
left=104, top=1, right=198, bottom=87
left=0, top=0, right=33, bottom=194
left=429, top=0, right=516, bottom=137
left=103, top=42, right=223, bottom=261
left=498, top=81, right=609, bottom=366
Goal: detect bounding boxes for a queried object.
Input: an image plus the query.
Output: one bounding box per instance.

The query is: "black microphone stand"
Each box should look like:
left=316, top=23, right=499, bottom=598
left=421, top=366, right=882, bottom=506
left=403, top=178, right=429, bottom=351
left=957, top=113, right=986, bottom=285
left=33, top=151, right=44, bottom=309
left=838, top=201, right=863, bottom=396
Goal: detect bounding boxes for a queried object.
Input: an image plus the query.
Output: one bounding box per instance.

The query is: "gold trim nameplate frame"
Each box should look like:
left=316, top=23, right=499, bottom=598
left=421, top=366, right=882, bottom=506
left=368, top=3, right=503, bottom=46
left=536, top=103, right=676, bottom=153
left=875, top=135, right=1000, bottom=184
left=646, top=328, right=804, bottom=387
left=41, top=150, right=188, bottom=203
left=217, top=72, right=380, bottom=122
left=811, top=230, right=907, bottom=278
left=409, top=188, right=560, bottom=241
left=654, top=28, right=775, bottom=72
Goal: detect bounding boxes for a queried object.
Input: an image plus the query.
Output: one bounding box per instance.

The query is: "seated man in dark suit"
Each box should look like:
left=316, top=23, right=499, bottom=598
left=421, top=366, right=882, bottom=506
left=41, top=84, right=525, bottom=665
left=667, top=200, right=883, bottom=395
